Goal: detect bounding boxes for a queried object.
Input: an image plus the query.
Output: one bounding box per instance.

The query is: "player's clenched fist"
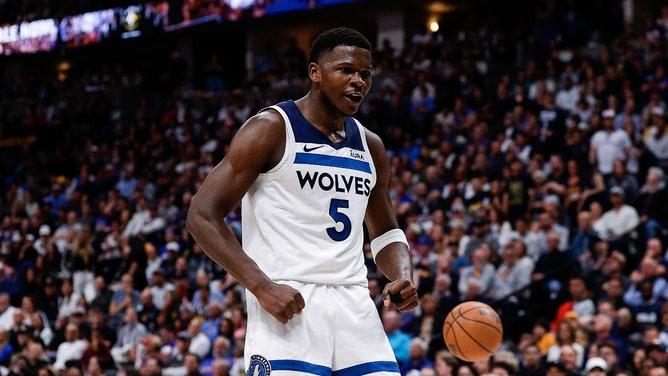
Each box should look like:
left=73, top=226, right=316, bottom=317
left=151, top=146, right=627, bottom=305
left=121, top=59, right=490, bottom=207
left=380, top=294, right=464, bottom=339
left=256, top=282, right=305, bottom=324
left=382, top=278, right=418, bottom=312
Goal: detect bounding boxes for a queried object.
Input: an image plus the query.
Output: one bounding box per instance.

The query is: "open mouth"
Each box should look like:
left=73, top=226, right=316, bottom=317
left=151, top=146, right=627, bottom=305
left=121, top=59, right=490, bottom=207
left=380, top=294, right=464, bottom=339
left=345, top=93, right=364, bottom=103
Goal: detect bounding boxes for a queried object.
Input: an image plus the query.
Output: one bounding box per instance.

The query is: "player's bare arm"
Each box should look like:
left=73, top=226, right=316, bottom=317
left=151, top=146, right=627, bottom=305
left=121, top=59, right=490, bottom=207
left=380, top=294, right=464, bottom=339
left=186, top=110, right=305, bottom=324
left=364, top=130, right=418, bottom=312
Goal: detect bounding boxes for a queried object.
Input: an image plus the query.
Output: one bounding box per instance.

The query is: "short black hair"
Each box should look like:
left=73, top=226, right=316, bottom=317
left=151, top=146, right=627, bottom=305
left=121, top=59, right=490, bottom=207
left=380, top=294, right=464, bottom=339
left=309, top=27, right=371, bottom=64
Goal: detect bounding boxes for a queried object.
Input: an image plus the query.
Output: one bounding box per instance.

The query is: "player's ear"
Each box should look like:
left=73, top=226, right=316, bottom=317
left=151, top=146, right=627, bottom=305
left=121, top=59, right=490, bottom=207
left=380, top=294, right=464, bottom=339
left=308, top=62, right=320, bottom=83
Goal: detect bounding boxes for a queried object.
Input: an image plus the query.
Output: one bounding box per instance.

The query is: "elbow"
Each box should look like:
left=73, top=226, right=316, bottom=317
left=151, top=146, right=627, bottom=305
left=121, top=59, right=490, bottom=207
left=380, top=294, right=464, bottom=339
left=185, top=202, right=203, bottom=237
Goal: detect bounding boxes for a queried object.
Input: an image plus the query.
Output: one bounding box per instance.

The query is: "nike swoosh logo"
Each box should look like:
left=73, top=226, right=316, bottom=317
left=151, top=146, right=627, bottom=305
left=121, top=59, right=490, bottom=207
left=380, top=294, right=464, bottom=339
left=303, top=145, right=325, bottom=152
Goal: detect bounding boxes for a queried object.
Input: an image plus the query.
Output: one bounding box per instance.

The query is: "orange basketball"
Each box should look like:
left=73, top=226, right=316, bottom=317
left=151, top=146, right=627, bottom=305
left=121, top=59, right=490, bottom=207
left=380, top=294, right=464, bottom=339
left=443, top=301, right=503, bottom=362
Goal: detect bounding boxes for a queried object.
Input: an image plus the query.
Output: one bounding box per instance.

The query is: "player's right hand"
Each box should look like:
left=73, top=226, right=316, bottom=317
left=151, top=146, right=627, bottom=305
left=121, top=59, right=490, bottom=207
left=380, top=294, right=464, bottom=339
left=256, top=282, right=305, bottom=324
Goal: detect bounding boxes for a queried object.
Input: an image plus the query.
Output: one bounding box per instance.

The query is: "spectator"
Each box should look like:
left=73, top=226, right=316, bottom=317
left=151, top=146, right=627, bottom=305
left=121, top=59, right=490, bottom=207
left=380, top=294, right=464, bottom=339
left=110, top=306, right=148, bottom=367
left=108, top=274, right=140, bottom=331
left=623, top=257, right=667, bottom=307
left=596, top=186, right=640, bottom=253
left=583, top=357, right=608, bottom=375
left=634, top=167, right=668, bottom=243
left=383, top=309, right=411, bottom=366
left=457, top=246, right=495, bottom=301
left=149, top=268, right=175, bottom=311
left=184, top=318, right=211, bottom=361
left=53, top=323, right=87, bottom=371
left=551, top=276, right=596, bottom=332
left=401, top=337, right=435, bottom=375
left=589, top=109, right=632, bottom=178
left=546, top=320, right=585, bottom=370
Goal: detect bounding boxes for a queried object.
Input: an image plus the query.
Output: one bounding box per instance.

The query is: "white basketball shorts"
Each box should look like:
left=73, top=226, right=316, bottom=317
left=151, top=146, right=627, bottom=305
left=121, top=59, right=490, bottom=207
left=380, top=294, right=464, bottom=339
left=244, top=281, right=400, bottom=376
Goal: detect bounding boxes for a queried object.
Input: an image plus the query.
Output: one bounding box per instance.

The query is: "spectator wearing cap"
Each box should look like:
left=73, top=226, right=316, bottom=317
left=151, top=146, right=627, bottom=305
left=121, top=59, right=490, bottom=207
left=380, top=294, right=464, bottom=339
left=584, top=356, right=608, bottom=375
left=589, top=108, right=632, bottom=178
left=149, top=267, right=174, bottom=310
left=33, top=276, right=59, bottom=327
left=33, top=225, right=52, bottom=256
left=544, top=360, right=570, bottom=376
left=462, top=217, right=498, bottom=260
left=413, top=235, right=438, bottom=294
left=606, top=158, right=640, bottom=204
left=160, top=241, right=181, bottom=280
left=163, top=331, right=192, bottom=369
left=596, top=186, right=639, bottom=254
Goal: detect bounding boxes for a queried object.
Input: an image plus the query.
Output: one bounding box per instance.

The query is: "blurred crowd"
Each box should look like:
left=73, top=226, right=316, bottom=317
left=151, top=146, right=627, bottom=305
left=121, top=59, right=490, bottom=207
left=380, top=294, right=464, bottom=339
left=2, top=1, right=668, bottom=376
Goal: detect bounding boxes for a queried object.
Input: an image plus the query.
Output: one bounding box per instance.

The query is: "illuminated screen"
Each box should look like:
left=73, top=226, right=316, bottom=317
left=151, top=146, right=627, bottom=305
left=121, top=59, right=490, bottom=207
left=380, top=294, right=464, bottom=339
left=163, top=0, right=366, bottom=31
left=0, top=19, right=58, bottom=55
left=59, top=9, right=117, bottom=48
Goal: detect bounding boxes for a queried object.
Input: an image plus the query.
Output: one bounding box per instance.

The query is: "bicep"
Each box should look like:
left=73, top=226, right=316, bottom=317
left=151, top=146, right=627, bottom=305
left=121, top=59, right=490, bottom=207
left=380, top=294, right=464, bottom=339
left=190, top=113, right=284, bottom=218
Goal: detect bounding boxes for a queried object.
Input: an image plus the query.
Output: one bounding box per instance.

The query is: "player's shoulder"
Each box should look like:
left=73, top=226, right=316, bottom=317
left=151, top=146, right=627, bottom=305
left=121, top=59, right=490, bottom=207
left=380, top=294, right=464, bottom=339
left=360, top=125, right=384, bottom=151
left=237, top=107, right=286, bottom=138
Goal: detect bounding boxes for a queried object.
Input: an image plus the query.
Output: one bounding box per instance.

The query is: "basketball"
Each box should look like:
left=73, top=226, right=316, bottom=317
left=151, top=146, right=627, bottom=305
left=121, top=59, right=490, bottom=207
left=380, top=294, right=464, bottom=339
left=443, top=301, right=503, bottom=362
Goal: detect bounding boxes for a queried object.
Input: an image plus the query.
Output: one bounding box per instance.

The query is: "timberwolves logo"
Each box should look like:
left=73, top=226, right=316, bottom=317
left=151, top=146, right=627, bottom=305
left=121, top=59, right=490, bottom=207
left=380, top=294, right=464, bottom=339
left=247, top=355, right=271, bottom=376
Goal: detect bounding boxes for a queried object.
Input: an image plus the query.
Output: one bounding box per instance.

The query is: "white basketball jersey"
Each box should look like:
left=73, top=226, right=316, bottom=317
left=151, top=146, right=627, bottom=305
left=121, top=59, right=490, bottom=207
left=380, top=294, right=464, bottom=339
left=241, top=100, right=376, bottom=286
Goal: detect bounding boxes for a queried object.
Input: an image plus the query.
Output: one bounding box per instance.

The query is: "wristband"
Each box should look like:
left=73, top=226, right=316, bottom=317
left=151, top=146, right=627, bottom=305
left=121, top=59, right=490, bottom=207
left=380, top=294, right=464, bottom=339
left=370, top=228, right=408, bottom=260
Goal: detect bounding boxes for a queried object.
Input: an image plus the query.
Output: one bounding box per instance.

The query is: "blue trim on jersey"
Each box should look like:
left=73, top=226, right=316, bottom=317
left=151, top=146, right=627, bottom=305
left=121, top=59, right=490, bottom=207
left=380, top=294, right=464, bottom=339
left=295, top=153, right=371, bottom=173
left=277, top=100, right=365, bottom=152
left=270, top=360, right=332, bottom=375
left=332, top=361, right=400, bottom=376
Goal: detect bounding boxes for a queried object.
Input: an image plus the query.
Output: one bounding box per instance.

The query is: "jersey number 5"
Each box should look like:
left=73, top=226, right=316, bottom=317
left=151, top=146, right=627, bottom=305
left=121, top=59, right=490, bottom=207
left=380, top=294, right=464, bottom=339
left=327, top=199, right=351, bottom=241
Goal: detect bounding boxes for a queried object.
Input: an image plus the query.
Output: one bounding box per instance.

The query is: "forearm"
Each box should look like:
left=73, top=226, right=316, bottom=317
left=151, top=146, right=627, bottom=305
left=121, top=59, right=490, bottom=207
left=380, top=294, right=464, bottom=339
left=374, top=242, right=413, bottom=282
left=186, top=210, right=272, bottom=295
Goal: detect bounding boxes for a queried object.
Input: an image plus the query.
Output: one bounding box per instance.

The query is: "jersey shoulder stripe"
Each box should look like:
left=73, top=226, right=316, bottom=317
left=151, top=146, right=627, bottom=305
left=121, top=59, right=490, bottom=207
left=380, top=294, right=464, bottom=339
left=294, top=153, right=371, bottom=173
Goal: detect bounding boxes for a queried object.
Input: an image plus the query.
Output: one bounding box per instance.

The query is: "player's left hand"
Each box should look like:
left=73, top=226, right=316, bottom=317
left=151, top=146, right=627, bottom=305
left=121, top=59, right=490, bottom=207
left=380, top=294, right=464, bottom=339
left=382, top=278, right=418, bottom=312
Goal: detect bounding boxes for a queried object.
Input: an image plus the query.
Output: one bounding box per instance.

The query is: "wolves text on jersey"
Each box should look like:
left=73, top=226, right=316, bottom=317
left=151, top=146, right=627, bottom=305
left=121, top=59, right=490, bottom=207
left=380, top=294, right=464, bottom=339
left=297, top=170, right=371, bottom=196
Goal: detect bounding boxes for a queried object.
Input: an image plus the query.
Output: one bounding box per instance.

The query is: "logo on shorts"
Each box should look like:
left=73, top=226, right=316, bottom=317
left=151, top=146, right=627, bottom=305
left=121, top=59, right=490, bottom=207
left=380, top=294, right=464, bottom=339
left=247, top=354, right=271, bottom=376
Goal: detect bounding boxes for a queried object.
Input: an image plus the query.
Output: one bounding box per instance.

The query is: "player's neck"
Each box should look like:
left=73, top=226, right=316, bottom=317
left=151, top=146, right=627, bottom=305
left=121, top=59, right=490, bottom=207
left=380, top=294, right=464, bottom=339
left=296, top=95, right=346, bottom=142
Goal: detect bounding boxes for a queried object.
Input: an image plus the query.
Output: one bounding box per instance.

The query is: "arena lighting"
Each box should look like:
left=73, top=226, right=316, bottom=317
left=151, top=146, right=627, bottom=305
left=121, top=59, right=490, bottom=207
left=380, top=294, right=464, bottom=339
left=428, top=18, right=440, bottom=33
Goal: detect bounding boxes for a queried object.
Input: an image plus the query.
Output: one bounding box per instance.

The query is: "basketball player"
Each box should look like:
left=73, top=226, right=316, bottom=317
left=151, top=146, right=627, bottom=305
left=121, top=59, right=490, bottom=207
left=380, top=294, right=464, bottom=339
left=186, top=27, right=418, bottom=375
